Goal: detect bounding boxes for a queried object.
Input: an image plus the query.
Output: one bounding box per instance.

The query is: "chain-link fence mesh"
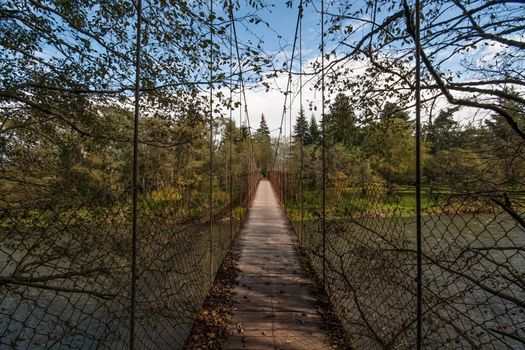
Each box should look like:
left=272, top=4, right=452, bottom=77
left=269, top=0, right=525, bottom=347
left=3, top=0, right=524, bottom=348
left=0, top=0, right=262, bottom=348
left=270, top=119, right=525, bottom=349
left=0, top=109, right=260, bottom=349
left=131, top=131, right=259, bottom=349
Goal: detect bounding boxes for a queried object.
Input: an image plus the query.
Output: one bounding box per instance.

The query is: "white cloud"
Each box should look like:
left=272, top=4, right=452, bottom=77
left=241, top=54, right=367, bottom=136
left=242, top=70, right=321, bottom=137
left=229, top=48, right=505, bottom=137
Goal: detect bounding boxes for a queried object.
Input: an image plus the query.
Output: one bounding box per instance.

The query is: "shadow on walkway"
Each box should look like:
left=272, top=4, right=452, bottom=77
left=224, top=180, right=331, bottom=350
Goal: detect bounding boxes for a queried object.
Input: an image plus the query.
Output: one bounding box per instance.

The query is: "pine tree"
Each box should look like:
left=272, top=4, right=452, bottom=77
left=294, top=108, right=309, bottom=145
left=309, top=115, right=321, bottom=144
left=257, top=114, right=270, bottom=138
left=325, top=93, right=359, bottom=148
left=426, top=107, right=460, bottom=154
left=239, top=123, right=250, bottom=141
left=254, top=114, right=273, bottom=177
left=381, top=102, right=410, bottom=122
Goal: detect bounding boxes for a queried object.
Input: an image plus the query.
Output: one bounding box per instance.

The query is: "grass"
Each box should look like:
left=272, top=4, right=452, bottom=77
left=283, top=184, right=501, bottom=220
left=1, top=190, right=248, bottom=231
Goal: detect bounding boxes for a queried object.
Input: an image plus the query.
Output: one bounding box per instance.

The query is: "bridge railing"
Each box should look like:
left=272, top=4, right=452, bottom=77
left=1, top=161, right=259, bottom=350
left=0, top=0, right=267, bottom=348
left=269, top=165, right=525, bottom=349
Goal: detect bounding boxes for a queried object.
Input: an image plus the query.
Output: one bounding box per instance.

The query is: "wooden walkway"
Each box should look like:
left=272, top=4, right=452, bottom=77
left=224, top=180, right=331, bottom=350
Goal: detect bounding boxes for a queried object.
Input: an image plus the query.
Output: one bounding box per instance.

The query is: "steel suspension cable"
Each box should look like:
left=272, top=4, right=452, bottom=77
left=415, top=0, right=423, bottom=348
left=230, top=2, right=259, bottom=207
left=130, top=0, right=142, bottom=348
left=283, top=94, right=286, bottom=202
left=234, top=10, right=243, bottom=208
left=230, top=11, right=256, bottom=165
left=287, top=61, right=293, bottom=206
left=229, top=0, right=234, bottom=241
left=287, top=65, right=294, bottom=203
left=321, top=0, right=327, bottom=287
left=240, top=77, right=244, bottom=207
left=238, top=38, right=244, bottom=209
left=299, top=0, right=304, bottom=243
left=208, top=0, right=214, bottom=287
left=271, top=4, right=302, bottom=171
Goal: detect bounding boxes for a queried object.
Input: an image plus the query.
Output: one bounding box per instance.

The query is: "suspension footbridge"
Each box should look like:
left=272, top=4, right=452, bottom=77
left=1, top=0, right=524, bottom=349
left=223, top=180, right=330, bottom=350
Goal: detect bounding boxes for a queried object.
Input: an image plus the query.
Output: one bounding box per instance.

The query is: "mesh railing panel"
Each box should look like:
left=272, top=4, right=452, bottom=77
left=270, top=153, right=525, bottom=349
left=0, top=135, right=260, bottom=350
left=0, top=1, right=262, bottom=348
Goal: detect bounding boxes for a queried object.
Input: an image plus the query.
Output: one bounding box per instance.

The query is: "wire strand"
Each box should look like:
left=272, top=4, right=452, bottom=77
left=299, top=0, right=304, bottom=244
left=130, top=0, right=142, bottom=348
left=321, top=0, right=327, bottom=287
left=271, top=3, right=303, bottom=170
left=230, top=9, right=256, bottom=160
left=415, top=0, right=423, bottom=348
left=229, top=0, right=234, bottom=241
left=208, top=0, right=214, bottom=287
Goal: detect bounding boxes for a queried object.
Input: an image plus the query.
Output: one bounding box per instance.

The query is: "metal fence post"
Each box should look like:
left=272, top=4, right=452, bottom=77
left=130, top=0, right=143, bottom=348
left=414, top=0, right=423, bottom=348
left=320, top=0, right=327, bottom=287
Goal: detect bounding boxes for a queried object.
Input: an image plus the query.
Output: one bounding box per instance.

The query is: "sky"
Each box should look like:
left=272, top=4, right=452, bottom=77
left=224, top=0, right=520, bottom=137
left=231, top=0, right=324, bottom=137
left=234, top=0, right=452, bottom=137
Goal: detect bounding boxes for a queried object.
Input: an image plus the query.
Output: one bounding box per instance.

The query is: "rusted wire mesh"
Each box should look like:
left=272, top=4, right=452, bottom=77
left=270, top=153, right=525, bottom=349
left=269, top=1, right=525, bottom=346
left=0, top=131, right=259, bottom=350
left=0, top=1, right=261, bottom=348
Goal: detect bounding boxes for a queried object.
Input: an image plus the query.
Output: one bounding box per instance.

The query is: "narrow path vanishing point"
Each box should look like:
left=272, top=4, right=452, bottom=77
left=224, top=180, right=332, bottom=350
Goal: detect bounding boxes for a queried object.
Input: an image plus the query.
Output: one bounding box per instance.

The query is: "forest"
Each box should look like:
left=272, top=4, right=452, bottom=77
left=1, top=0, right=524, bottom=348
left=275, top=92, right=525, bottom=215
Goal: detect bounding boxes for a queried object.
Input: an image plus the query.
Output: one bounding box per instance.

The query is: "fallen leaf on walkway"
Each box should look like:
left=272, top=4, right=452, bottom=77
left=236, top=322, right=244, bottom=334
left=184, top=251, right=240, bottom=350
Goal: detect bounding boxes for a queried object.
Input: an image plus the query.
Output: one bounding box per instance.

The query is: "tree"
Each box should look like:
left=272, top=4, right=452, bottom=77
left=424, top=148, right=485, bottom=189
left=485, top=97, right=525, bottom=183
left=239, top=123, right=250, bottom=142
left=325, top=93, right=359, bottom=148
left=0, top=1, right=281, bottom=349
left=309, top=115, right=321, bottom=144
left=380, top=102, right=410, bottom=123
left=426, top=107, right=460, bottom=154
left=294, top=108, right=310, bottom=145
left=321, top=0, right=525, bottom=142
left=363, top=102, right=419, bottom=184
left=254, top=114, right=273, bottom=176
left=256, top=114, right=271, bottom=138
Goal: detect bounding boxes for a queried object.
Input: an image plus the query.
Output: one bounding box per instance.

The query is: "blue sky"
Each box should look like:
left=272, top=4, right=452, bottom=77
left=232, top=0, right=519, bottom=135
left=231, top=0, right=324, bottom=136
